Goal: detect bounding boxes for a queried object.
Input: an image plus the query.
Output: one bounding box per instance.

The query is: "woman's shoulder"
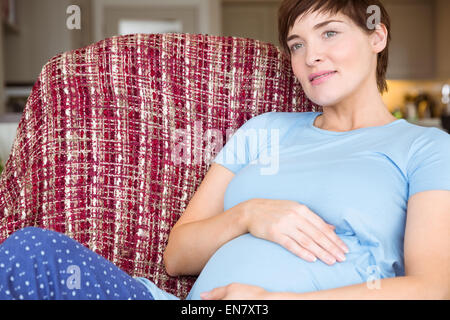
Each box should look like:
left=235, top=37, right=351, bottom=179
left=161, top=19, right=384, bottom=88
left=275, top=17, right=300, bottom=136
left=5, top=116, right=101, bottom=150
left=399, top=121, right=450, bottom=147
left=402, top=123, right=450, bottom=174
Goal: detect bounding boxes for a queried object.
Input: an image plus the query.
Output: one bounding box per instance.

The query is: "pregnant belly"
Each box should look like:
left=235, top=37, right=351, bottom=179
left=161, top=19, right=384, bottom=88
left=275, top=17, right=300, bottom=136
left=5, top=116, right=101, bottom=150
left=187, top=233, right=373, bottom=300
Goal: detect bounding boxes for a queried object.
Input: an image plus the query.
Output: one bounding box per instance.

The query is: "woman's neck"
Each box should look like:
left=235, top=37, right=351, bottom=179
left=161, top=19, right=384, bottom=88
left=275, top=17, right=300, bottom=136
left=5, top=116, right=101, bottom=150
left=314, top=104, right=397, bottom=132
left=313, top=80, right=397, bottom=132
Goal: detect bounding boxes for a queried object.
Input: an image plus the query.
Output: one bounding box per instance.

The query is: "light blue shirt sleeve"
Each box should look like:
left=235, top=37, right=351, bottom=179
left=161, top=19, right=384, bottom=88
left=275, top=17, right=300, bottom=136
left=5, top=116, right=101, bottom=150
left=407, top=128, right=450, bottom=200
left=212, top=112, right=272, bottom=174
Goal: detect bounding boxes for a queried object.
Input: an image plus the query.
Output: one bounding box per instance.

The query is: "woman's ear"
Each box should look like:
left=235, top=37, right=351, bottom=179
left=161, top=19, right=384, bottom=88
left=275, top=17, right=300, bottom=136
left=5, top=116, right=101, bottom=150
left=370, top=23, right=388, bottom=54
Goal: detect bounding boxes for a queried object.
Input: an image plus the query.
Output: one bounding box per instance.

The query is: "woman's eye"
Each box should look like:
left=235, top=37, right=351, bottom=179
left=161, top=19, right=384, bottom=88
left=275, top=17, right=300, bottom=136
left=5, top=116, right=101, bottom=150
left=290, top=43, right=303, bottom=52
left=324, top=31, right=337, bottom=38
left=290, top=31, right=337, bottom=52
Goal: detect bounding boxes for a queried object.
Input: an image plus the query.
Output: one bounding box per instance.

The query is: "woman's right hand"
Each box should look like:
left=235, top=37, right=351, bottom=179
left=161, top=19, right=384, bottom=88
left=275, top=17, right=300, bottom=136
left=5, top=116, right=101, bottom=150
left=243, top=198, right=349, bottom=265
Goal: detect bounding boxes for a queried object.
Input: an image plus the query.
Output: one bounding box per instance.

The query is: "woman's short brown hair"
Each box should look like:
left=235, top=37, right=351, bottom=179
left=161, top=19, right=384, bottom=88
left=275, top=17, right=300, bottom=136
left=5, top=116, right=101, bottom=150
left=278, top=0, right=391, bottom=94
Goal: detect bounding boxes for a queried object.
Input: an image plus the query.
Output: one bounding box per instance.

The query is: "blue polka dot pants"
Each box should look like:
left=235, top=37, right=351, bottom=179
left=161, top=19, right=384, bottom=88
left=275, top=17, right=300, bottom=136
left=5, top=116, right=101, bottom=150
left=0, top=227, right=154, bottom=300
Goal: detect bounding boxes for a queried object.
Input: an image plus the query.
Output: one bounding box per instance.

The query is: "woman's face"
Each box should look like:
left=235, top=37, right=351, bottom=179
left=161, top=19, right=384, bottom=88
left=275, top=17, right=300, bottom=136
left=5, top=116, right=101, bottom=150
left=286, top=10, right=380, bottom=107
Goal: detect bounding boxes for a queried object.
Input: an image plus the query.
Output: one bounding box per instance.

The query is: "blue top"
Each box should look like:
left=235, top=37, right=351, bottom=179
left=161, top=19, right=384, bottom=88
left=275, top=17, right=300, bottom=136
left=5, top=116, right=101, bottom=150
left=184, top=111, right=450, bottom=300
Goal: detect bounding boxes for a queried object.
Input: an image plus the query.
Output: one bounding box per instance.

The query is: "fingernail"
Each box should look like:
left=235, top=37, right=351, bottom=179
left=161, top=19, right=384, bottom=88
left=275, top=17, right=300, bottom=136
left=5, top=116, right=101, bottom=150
left=327, top=257, right=336, bottom=264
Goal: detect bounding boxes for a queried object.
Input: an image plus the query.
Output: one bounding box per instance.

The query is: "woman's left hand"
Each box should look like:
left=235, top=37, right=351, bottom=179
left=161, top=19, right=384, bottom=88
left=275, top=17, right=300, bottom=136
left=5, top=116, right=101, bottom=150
left=200, top=283, right=271, bottom=300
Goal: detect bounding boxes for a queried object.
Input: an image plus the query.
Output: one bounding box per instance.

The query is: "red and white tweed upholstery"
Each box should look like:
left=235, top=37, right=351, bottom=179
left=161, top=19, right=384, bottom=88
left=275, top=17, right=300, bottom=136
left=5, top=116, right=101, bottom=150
left=0, top=33, right=319, bottom=299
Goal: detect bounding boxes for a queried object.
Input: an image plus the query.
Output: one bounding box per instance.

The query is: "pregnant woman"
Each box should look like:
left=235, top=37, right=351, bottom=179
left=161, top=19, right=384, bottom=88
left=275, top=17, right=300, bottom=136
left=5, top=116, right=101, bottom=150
left=1, top=0, right=449, bottom=300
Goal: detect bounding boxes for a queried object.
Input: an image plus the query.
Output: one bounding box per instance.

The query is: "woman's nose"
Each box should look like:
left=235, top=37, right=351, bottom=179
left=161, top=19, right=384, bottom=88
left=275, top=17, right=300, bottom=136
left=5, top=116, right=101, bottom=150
left=305, top=45, right=324, bottom=66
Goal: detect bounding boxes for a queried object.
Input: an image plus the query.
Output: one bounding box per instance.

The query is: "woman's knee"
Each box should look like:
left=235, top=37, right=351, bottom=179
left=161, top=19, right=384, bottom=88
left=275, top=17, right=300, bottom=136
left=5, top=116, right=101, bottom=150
left=11, top=226, right=43, bottom=237
left=2, top=226, right=63, bottom=253
left=8, top=226, right=50, bottom=243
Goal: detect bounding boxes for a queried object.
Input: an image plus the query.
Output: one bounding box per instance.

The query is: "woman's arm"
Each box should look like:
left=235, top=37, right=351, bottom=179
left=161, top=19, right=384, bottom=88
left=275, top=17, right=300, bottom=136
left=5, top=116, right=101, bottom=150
left=201, top=276, right=435, bottom=300
left=164, top=199, right=249, bottom=276
left=163, top=163, right=251, bottom=276
left=269, top=276, right=443, bottom=300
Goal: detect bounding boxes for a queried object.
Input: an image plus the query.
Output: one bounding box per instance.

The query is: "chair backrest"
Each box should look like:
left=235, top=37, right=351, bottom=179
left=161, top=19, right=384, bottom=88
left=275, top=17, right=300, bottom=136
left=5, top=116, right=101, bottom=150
left=0, top=33, right=319, bottom=299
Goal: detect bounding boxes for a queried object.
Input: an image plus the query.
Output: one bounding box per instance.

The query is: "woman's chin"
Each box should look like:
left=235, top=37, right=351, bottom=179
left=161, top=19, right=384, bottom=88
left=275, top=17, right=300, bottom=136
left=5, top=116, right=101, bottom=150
left=307, top=95, right=339, bottom=107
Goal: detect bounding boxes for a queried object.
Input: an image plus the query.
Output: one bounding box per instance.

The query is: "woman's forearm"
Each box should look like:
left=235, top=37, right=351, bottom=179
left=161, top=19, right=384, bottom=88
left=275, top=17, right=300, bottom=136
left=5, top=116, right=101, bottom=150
left=269, top=275, right=448, bottom=300
left=163, top=201, right=249, bottom=277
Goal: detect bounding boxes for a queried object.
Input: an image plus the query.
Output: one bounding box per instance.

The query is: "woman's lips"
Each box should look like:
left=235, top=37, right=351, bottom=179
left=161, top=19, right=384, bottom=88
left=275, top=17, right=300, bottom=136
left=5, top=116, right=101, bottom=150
left=310, top=71, right=337, bottom=86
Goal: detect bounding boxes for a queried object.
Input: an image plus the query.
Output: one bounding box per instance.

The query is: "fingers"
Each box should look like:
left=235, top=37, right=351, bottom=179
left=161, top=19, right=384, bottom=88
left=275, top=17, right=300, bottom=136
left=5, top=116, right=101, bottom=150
left=323, top=226, right=349, bottom=254
left=300, top=222, right=347, bottom=263
left=295, top=205, right=349, bottom=254
left=287, top=227, right=343, bottom=265
left=278, top=235, right=317, bottom=262
left=201, top=286, right=226, bottom=300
